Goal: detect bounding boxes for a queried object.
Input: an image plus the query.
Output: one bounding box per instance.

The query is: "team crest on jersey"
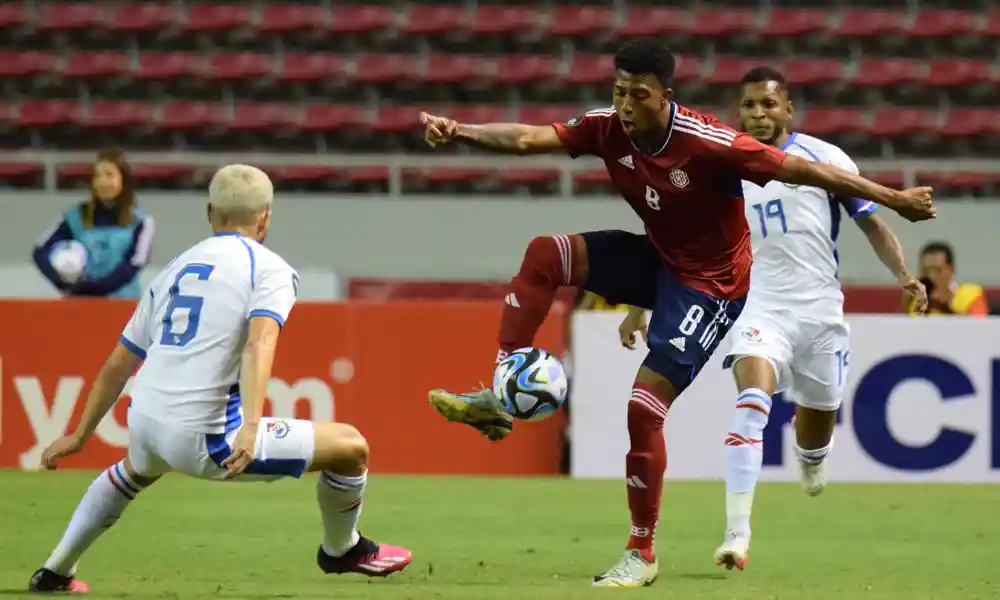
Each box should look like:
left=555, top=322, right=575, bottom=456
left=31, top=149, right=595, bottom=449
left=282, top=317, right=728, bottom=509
left=565, top=117, right=581, bottom=127
left=267, top=420, right=290, bottom=439
left=669, top=169, right=690, bottom=188
left=741, top=327, right=761, bottom=342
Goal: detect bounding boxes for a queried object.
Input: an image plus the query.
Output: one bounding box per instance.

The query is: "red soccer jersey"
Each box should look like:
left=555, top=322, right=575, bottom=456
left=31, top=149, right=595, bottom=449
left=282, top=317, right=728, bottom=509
left=552, top=103, right=787, bottom=299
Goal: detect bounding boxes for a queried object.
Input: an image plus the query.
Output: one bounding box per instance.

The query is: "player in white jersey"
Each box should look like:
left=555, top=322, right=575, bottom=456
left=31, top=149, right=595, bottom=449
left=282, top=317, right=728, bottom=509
left=711, top=67, right=928, bottom=570
left=28, top=165, right=412, bottom=594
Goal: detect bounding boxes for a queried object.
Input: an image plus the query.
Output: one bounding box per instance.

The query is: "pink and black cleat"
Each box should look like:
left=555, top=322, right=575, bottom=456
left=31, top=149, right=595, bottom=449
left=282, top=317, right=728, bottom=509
left=317, top=535, right=412, bottom=577
left=29, top=568, right=89, bottom=594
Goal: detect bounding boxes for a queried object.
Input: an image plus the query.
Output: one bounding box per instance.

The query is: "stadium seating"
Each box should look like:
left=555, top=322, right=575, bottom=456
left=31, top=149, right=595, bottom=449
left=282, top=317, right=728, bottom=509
left=0, top=1, right=997, bottom=196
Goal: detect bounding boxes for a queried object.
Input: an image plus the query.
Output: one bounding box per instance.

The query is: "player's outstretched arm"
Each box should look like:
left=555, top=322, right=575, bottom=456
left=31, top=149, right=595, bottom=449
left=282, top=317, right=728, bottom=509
left=421, top=112, right=565, bottom=155
left=41, top=343, right=142, bottom=468
left=854, top=214, right=928, bottom=313
left=774, top=155, right=936, bottom=222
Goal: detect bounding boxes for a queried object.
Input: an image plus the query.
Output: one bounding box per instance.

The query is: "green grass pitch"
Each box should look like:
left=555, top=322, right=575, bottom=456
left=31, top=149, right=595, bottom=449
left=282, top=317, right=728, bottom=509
left=0, top=471, right=996, bottom=599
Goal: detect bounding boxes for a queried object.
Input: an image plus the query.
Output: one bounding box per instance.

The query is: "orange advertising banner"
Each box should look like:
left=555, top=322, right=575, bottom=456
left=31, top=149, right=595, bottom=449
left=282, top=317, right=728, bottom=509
left=0, top=300, right=566, bottom=475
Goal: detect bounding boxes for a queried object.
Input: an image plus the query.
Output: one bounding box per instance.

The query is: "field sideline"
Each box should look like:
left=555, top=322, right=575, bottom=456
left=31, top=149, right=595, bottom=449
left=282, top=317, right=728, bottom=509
left=0, top=471, right=995, bottom=599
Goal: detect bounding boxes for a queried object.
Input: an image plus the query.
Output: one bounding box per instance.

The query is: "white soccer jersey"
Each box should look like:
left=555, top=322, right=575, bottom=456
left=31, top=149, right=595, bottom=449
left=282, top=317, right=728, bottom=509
left=741, top=132, right=876, bottom=316
left=120, top=232, right=298, bottom=434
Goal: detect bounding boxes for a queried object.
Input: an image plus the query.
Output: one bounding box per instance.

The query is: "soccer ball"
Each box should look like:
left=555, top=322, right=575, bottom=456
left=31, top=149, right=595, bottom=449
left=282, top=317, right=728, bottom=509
left=492, top=347, right=568, bottom=421
left=49, top=240, right=88, bottom=283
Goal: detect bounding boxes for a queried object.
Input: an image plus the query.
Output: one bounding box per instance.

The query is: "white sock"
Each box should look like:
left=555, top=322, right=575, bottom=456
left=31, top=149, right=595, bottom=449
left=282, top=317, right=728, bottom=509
left=724, top=388, right=772, bottom=537
left=317, top=470, right=366, bottom=556
left=796, top=440, right=833, bottom=464
left=44, top=461, right=144, bottom=576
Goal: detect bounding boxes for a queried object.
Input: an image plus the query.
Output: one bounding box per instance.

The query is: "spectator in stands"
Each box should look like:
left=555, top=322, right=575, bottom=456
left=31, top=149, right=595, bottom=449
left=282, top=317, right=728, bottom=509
left=32, top=148, right=154, bottom=298
left=906, top=241, right=987, bottom=316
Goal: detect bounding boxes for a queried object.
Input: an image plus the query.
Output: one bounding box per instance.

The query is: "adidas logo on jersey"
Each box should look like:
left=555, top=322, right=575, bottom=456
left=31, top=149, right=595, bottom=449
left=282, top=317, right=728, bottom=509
left=505, top=293, right=520, bottom=308
left=618, top=155, right=634, bottom=169
left=668, top=337, right=686, bottom=352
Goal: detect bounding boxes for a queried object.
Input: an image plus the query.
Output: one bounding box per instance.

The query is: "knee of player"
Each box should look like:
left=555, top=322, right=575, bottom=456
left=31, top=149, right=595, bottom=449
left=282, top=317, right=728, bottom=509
left=315, top=422, right=369, bottom=473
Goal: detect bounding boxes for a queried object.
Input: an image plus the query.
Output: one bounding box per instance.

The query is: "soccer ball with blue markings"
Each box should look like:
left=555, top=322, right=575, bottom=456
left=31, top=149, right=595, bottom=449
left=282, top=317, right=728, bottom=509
left=492, top=347, right=568, bottom=421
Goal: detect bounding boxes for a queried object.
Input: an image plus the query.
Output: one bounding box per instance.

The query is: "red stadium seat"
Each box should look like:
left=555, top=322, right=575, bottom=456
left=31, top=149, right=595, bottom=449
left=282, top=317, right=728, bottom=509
left=106, top=3, right=177, bottom=33
left=518, top=105, right=584, bottom=125
left=688, top=10, right=757, bottom=37
left=61, top=52, right=128, bottom=78
left=131, top=164, right=197, bottom=183
left=0, top=3, right=31, bottom=28
left=706, top=58, right=769, bottom=85
left=229, top=104, right=297, bottom=131
left=916, top=171, right=995, bottom=190
left=759, top=10, right=830, bottom=37
left=941, top=109, right=1000, bottom=136
left=573, top=169, right=611, bottom=191
left=298, top=105, right=366, bottom=132
left=256, top=4, right=327, bottom=34
left=564, top=54, right=614, bottom=85
left=352, top=54, right=419, bottom=84
left=277, top=53, right=346, bottom=83
left=0, top=162, right=43, bottom=178
left=16, top=100, right=79, bottom=126
left=448, top=105, right=511, bottom=124
left=545, top=6, right=614, bottom=37
left=799, top=108, right=867, bottom=136
left=57, top=163, right=97, bottom=180
left=422, top=55, right=487, bottom=85
left=494, top=55, right=559, bottom=85
left=401, top=5, right=469, bottom=35
left=181, top=4, right=252, bottom=32
left=926, top=60, right=995, bottom=87
left=133, top=52, right=201, bottom=80
left=328, top=5, right=394, bottom=34
left=267, top=166, right=342, bottom=183
left=78, top=100, right=154, bottom=128
left=781, top=59, right=844, bottom=85
left=851, top=59, right=925, bottom=87
left=984, top=11, right=1000, bottom=36
left=868, top=108, right=938, bottom=137
left=158, top=101, right=225, bottom=130
left=617, top=8, right=687, bottom=37
left=38, top=2, right=106, bottom=31
left=866, top=172, right=905, bottom=189
left=368, top=106, right=421, bottom=133
left=673, top=55, right=703, bottom=82
left=468, top=6, right=534, bottom=36
left=205, top=53, right=273, bottom=82
left=407, top=167, right=490, bottom=184
left=497, top=169, right=560, bottom=186
left=906, top=11, right=978, bottom=38
left=0, top=51, right=55, bottom=77
left=341, top=166, right=390, bottom=183
left=830, top=11, right=904, bottom=38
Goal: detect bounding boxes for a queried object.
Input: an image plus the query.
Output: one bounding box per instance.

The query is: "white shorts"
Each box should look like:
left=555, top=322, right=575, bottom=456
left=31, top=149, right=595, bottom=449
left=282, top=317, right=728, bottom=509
left=127, top=410, right=316, bottom=481
left=726, top=306, right=850, bottom=411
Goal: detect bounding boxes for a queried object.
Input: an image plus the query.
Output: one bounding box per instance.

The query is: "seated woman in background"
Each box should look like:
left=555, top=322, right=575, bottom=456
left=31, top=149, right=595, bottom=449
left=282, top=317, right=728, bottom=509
left=32, top=148, right=154, bottom=298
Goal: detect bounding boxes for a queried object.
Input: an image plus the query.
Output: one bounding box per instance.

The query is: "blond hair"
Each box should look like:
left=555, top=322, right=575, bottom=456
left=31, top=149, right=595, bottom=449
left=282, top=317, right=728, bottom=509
left=208, top=164, right=273, bottom=224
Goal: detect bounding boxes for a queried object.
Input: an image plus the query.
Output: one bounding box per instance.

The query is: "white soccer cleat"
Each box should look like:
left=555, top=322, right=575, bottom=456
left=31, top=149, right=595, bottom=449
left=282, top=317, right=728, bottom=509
left=799, top=459, right=827, bottom=496
left=592, top=550, right=658, bottom=588
left=714, top=531, right=750, bottom=571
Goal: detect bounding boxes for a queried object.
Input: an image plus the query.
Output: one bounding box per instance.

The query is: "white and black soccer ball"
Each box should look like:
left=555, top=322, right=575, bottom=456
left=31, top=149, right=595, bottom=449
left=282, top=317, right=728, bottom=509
left=49, top=240, right=88, bottom=283
left=492, top=347, right=568, bottom=421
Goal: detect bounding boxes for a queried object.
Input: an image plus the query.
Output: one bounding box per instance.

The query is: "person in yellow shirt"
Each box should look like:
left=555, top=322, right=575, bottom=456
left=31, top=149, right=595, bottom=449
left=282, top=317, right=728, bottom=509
left=907, top=241, right=988, bottom=316
left=575, top=290, right=630, bottom=312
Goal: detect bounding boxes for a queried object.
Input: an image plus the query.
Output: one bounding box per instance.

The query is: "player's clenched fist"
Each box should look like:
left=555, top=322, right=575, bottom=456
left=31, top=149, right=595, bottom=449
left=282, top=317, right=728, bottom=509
left=896, top=186, right=936, bottom=222
left=420, top=112, right=458, bottom=148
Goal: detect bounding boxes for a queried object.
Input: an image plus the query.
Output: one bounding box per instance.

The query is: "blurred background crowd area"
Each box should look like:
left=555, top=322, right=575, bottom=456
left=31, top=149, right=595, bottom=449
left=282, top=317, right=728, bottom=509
left=1, top=0, right=997, bottom=305
left=0, top=0, right=998, bottom=197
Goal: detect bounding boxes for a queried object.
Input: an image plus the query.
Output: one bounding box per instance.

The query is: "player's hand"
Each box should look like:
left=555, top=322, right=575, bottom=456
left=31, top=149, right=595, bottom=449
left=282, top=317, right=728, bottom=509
left=895, top=187, right=936, bottom=222
left=420, top=112, right=458, bottom=148
left=618, top=307, right=648, bottom=350
left=900, top=275, right=928, bottom=314
left=219, top=425, right=257, bottom=480
left=41, top=432, right=86, bottom=469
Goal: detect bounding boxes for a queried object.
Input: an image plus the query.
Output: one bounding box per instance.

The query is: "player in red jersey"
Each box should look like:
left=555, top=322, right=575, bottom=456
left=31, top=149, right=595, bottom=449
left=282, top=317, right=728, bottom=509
left=420, top=38, right=935, bottom=587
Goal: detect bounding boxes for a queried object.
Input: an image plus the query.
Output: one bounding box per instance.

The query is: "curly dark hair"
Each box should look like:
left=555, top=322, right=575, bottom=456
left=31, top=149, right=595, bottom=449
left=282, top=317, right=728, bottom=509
left=613, top=38, right=676, bottom=87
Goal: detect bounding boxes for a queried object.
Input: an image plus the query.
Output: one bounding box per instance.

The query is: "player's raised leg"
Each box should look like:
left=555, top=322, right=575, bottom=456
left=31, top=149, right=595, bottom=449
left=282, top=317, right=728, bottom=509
left=30, top=457, right=162, bottom=594
left=428, top=233, right=587, bottom=440
left=309, top=421, right=412, bottom=577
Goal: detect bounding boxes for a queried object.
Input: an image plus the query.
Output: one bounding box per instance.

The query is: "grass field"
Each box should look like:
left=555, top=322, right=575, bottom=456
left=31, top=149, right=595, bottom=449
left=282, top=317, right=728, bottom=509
left=0, top=471, right=996, bottom=599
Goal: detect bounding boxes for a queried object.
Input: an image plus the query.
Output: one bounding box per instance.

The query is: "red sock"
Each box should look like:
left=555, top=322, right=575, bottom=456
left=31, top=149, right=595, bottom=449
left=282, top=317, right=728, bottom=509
left=625, top=382, right=669, bottom=560
left=496, top=235, right=579, bottom=362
